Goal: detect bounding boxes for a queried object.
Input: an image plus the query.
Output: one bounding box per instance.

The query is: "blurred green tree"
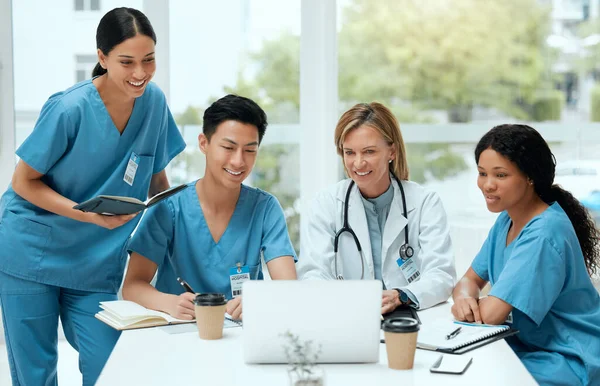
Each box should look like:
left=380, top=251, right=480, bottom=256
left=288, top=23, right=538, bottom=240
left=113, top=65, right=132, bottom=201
left=171, top=106, right=205, bottom=186
left=340, top=0, right=552, bottom=121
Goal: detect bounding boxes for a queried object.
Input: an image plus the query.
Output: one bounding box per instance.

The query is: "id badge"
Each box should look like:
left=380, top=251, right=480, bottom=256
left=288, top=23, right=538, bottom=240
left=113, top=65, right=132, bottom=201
left=396, top=257, right=421, bottom=284
left=229, top=263, right=250, bottom=298
left=124, top=152, right=139, bottom=186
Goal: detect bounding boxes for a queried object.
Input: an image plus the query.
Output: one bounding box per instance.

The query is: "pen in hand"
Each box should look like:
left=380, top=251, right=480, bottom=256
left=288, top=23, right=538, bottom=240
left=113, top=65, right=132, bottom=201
left=445, top=326, right=462, bottom=340
left=177, top=277, right=195, bottom=294
left=177, top=277, right=241, bottom=325
left=177, top=277, right=241, bottom=324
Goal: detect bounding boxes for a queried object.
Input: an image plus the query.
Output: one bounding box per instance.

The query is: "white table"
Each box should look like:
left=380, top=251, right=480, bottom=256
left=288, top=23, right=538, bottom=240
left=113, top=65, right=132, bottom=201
left=97, top=303, right=537, bottom=385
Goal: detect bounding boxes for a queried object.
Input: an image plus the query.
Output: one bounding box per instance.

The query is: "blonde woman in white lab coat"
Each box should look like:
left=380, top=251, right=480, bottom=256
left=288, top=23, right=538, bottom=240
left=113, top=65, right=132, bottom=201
left=298, top=102, right=456, bottom=312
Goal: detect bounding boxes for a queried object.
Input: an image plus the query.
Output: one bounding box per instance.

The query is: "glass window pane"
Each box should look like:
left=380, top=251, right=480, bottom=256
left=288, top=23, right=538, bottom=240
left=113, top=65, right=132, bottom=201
left=90, top=0, right=100, bottom=11
left=12, top=1, right=144, bottom=147
left=338, top=0, right=600, bottom=276
left=76, top=54, right=97, bottom=63
left=168, top=1, right=301, bottom=252
left=76, top=69, right=86, bottom=83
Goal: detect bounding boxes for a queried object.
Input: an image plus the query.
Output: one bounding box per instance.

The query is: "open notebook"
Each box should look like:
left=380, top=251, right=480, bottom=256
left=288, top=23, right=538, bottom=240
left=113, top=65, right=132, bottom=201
left=74, top=183, right=187, bottom=215
left=95, top=300, right=242, bottom=331
left=417, top=320, right=518, bottom=354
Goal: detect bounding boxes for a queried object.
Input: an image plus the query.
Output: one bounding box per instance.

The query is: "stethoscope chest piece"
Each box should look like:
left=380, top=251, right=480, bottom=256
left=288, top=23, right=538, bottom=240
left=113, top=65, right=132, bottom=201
left=400, top=244, right=414, bottom=259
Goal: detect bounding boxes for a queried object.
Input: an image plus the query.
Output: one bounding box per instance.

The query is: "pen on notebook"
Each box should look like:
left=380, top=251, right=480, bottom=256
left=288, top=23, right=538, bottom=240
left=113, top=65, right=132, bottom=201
left=446, top=326, right=462, bottom=340
left=177, top=277, right=195, bottom=294
left=177, top=277, right=241, bottom=325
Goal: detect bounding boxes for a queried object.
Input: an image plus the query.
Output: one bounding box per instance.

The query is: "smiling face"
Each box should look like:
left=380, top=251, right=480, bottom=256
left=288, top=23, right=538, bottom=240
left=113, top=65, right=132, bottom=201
left=342, top=125, right=395, bottom=198
left=477, top=148, right=533, bottom=213
left=98, top=33, right=156, bottom=99
left=199, top=120, right=259, bottom=190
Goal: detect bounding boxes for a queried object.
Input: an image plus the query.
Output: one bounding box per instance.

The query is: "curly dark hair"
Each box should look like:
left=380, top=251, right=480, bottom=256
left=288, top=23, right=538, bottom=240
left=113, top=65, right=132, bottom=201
left=475, top=124, right=599, bottom=277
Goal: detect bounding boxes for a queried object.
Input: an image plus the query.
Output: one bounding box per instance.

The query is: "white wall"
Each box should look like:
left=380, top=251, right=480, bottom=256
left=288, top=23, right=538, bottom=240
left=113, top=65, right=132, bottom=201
left=0, top=0, right=15, bottom=193
left=0, top=0, right=15, bottom=344
left=12, top=0, right=143, bottom=111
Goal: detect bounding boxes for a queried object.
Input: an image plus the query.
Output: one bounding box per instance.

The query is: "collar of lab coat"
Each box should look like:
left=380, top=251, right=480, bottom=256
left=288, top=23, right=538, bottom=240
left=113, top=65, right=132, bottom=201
left=336, top=176, right=417, bottom=254
left=336, top=176, right=417, bottom=212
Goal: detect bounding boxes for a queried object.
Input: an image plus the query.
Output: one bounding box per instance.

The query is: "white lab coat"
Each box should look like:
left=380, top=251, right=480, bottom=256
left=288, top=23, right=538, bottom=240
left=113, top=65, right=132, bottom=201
left=297, top=178, right=456, bottom=309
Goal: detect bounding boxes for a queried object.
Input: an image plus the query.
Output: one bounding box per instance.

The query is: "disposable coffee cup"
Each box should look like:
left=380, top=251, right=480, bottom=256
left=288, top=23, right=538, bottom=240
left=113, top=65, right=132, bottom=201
left=382, top=317, right=420, bottom=370
left=193, top=293, right=227, bottom=340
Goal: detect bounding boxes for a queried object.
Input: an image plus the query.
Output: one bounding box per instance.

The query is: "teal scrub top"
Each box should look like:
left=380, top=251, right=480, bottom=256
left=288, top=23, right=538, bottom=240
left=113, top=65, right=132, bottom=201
left=472, top=203, right=600, bottom=386
left=127, top=182, right=297, bottom=299
left=0, top=80, right=186, bottom=293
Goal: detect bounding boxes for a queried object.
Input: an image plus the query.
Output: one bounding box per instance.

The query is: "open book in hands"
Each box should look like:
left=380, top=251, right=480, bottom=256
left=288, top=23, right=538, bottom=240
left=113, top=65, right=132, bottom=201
left=95, top=300, right=194, bottom=331
left=74, top=183, right=187, bottom=215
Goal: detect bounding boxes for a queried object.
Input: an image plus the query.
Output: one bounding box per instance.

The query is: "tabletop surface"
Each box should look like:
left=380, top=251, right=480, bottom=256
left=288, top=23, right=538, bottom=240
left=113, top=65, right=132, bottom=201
left=97, top=302, right=537, bottom=386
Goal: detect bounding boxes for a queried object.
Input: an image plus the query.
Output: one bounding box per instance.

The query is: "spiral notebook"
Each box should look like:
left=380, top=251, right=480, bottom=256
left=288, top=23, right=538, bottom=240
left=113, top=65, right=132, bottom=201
left=417, top=320, right=518, bottom=354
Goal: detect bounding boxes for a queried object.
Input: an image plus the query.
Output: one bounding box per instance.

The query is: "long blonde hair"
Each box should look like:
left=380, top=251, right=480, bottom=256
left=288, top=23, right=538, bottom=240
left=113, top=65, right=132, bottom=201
left=334, top=102, right=409, bottom=180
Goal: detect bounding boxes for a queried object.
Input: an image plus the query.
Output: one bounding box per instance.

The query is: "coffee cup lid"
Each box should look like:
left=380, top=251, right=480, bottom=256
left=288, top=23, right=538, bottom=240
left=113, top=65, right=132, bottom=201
left=193, top=293, right=227, bottom=306
left=382, top=317, right=420, bottom=333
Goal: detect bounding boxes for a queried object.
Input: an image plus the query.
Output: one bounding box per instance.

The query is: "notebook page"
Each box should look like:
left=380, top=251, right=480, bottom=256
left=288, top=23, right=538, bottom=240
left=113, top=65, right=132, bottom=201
left=100, top=300, right=188, bottom=324
left=418, top=320, right=508, bottom=350
left=159, top=318, right=242, bottom=335
left=100, top=300, right=154, bottom=321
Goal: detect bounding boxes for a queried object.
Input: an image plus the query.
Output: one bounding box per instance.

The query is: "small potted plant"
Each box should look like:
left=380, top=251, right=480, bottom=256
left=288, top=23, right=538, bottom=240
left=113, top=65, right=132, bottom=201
left=281, top=331, right=324, bottom=386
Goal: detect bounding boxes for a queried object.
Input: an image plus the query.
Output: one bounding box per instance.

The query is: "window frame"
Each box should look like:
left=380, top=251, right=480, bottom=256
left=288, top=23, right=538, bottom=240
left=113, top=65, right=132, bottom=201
left=0, top=0, right=15, bottom=191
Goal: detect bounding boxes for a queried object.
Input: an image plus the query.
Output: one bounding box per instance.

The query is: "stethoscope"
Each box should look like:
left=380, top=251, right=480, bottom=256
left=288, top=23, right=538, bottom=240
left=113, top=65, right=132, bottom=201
left=334, top=174, right=414, bottom=280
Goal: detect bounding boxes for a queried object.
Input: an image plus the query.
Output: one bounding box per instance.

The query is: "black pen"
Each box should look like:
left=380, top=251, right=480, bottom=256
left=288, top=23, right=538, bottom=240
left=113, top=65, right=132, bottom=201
left=178, top=277, right=241, bottom=325
left=177, top=277, right=195, bottom=294
left=446, top=326, right=462, bottom=340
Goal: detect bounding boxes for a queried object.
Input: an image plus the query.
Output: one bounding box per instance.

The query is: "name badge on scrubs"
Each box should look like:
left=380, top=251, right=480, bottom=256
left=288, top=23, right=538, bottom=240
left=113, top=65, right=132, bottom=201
left=124, top=152, right=140, bottom=186
left=396, top=257, right=421, bottom=284
left=229, top=263, right=250, bottom=298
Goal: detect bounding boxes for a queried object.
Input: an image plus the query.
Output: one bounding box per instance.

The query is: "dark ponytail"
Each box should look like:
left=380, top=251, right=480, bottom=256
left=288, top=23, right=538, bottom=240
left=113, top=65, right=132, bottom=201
left=475, top=124, right=600, bottom=276
left=92, top=62, right=107, bottom=77
left=542, top=186, right=599, bottom=276
left=91, top=7, right=157, bottom=78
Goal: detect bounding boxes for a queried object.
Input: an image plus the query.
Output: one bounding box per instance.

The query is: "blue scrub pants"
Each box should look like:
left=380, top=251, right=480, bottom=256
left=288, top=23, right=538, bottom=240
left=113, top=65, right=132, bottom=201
left=0, top=270, right=121, bottom=386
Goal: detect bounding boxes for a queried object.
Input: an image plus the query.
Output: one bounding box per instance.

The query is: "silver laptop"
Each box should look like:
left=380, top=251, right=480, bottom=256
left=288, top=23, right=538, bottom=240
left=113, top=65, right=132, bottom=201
left=242, top=280, right=382, bottom=364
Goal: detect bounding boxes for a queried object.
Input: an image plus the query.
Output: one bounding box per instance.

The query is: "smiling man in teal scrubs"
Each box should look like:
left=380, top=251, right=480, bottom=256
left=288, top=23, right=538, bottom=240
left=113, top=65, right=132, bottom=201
left=122, top=95, right=297, bottom=321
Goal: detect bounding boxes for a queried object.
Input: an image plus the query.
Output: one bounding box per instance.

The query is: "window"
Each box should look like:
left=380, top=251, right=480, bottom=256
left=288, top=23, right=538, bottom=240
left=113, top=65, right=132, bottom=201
left=74, top=0, right=100, bottom=12
left=11, top=0, right=143, bottom=150
left=7, top=0, right=600, bottom=264
left=75, top=54, right=97, bottom=83
left=167, top=0, right=301, bottom=251
left=337, top=0, right=600, bottom=276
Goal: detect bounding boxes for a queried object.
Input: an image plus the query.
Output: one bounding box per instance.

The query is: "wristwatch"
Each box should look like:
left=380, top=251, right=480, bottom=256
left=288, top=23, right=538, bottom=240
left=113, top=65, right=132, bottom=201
left=393, top=288, right=410, bottom=305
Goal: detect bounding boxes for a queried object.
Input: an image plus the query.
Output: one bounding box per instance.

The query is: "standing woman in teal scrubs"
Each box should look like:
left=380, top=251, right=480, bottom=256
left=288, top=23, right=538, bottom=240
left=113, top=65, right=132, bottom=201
left=452, top=124, right=600, bottom=386
left=0, top=7, right=185, bottom=386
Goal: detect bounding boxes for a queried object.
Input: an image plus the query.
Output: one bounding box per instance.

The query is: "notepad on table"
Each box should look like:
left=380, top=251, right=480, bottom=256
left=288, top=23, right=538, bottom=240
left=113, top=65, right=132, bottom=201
left=159, top=318, right=241, bottom=335
left=95, top=300, right=195, bottom=331
left=74, top=183, right=187, bottom=215
left=417, top=320, right=518, bottom=354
